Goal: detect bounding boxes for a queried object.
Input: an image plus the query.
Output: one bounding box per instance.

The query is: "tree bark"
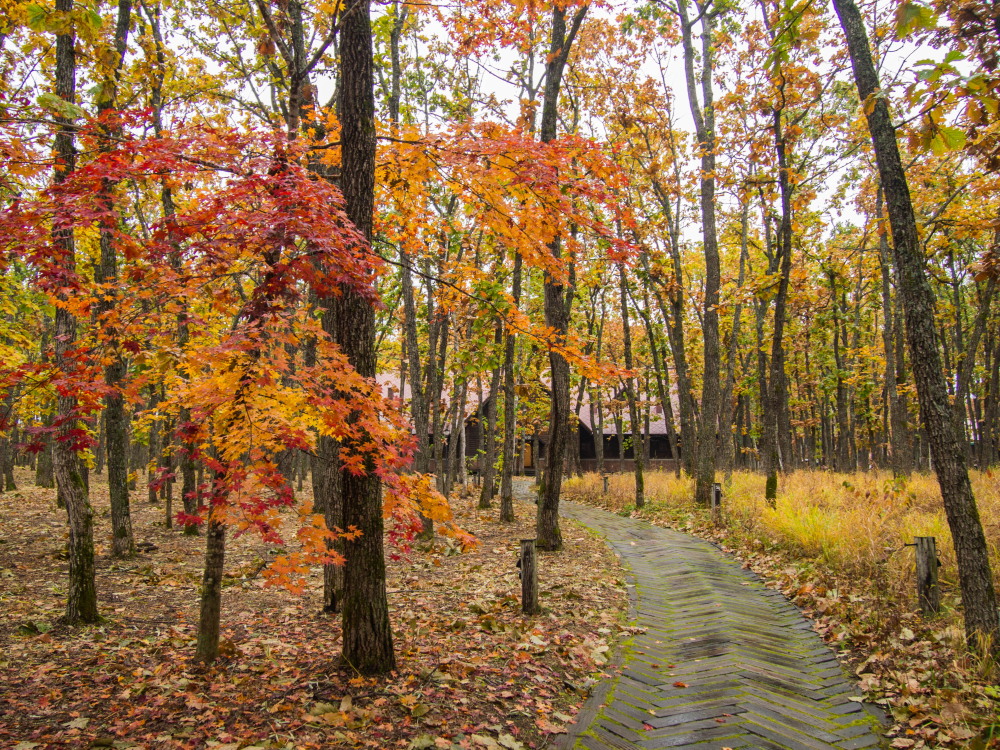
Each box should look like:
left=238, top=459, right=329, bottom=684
left=536, top=3, right=588, bottom=551
left=35, top=407, right=54, bottom=489
left=338, top=0, right=396, bottom=673
left=195, top=515, right=226, bottom=661
left=718, top=204, right=748, bottom=480
left=877, top=191, right=911, bottom=476
left=0, top=391, right=17, bottom=491
left=677, top=0, right=722, bottom=506
left=478, top=350, right=502, bottom=510
left=649, top=178, right=697, bottom=475
left=96, top=0, right=135, bottom=558
left=619, top=265, right=644, bottom=507
left=833, top=0, right=1000, bottom=653
left=499, top=253, right=522, bottom=522
left=52, top=0, right=98, bottom=624
left=763, top=104, right=794, bottom=504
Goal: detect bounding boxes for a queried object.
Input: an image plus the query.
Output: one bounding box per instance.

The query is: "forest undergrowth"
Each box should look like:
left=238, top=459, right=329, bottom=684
left=0, top=470, right=627, bottom=750
left=562, top=469, right=1000, bottom=749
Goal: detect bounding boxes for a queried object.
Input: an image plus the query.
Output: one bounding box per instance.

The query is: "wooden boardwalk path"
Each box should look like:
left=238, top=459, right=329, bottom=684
left=558, top=501, right=886, bottom=750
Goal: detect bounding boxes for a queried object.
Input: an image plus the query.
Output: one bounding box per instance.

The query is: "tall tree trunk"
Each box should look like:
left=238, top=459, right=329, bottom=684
left=195, top=514, right=226, bottom=661
left=536, top=3, right=588, bottom=551
left=954, top=276, right=996, bottom=448
left=878, top=191, right=911, bottom=476
left=338, top=0, right=395, bottom=672
left=500, top=255, right=522, bottom=522
left=35, top=406, right=54, bottom=488
left=444, top=373, right=466, bottom=496
left=478, top=348, right=502, bottom=510
left=0, top=415, right=16, bottom=492
left=146, top=387, right=161, bottom=504
left=391, top=0, right=429, bottom=485
left=591, top=387, right=605, bottom=476
left=650, top=179, right=697, bottom=475
left=0, top=390, right=17, bottom=491
left=428, top=310, right=449, bottom=497
left=833, top=0, right=1000, bottom=652
left=719, top=204, right=748, bottom=480
left=51, top=0, right=98, bottom=624
left=763, top=104, right=794, bottom=504
left=635, top=278, right=680, bottom=472
left=95, top=412, right=105, bottom=476
left=829, top=275, right=851, bottom=471
left=619, top=265, right=644, bottom=507
left=319, top=307, right=345, bottom=613
left=677, top=0, right=721, bottom=506
left=400, top=252, right=426, bottom=466
left=96, top=0, right=135, bottom=558
left=985, top=336, right=1000, bottom=466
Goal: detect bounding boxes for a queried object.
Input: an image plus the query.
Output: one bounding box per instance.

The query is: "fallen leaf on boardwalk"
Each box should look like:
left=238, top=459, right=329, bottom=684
left=672, top=681, right=687, bottom=688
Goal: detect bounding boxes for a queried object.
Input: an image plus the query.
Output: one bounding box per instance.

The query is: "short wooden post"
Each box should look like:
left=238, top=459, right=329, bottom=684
left=520, top=539, right=539, bottom=615
left=914, top=536, right=940, bottom=616
left=602, top=474, right=609, bottom=494
left=712, top=482, right=722, bottom=510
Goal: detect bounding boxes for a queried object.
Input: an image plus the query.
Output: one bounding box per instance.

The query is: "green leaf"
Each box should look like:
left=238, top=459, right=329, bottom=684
left=83, top=8, right=103, bottom=29
left=37, top=92, right=88, bottom=121
left=939, top=125, right=966, bottom=150
left=894, top=0, right=937, bottom=37
left=25, top=3, right=47, bottom=32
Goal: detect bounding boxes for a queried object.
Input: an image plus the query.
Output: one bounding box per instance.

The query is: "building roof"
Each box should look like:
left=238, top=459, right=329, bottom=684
left=378, top=372, right=676, bottom=436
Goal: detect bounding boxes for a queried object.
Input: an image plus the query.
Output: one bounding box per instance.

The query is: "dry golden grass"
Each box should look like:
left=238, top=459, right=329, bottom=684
left=563, top=468, right=1000, bottom=609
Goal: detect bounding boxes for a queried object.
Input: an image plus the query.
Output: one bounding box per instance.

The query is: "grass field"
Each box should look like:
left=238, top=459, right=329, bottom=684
left=564, top=469, right=1000, bottom=603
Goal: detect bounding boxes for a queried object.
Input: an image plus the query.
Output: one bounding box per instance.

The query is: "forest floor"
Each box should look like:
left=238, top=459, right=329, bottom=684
left=563, top=470, right=1000, bottom=750
left=0, top=469, right=628, bottom=750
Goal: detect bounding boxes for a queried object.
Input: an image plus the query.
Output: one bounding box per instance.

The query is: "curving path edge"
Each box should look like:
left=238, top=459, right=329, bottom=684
left=558, top=500, right=886, bottom=750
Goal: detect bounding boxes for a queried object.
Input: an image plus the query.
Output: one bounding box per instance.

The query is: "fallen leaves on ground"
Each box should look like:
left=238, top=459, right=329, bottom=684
left=0, top=471, right=627, bottom=749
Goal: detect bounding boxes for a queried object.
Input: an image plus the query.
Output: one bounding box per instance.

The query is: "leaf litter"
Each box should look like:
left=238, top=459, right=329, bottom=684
left=0, top=472, right=627, bottom=749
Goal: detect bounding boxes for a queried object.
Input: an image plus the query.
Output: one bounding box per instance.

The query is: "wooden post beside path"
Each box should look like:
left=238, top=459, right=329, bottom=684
left=914, top=536, right=940, bottom=616
left=520, top=539, right=539, bottom=615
